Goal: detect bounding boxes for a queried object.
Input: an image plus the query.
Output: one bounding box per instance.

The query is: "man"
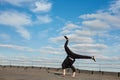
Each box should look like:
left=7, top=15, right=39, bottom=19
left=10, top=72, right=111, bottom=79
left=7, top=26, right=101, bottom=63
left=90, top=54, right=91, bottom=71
left=62, top=36, right=96, bottom=77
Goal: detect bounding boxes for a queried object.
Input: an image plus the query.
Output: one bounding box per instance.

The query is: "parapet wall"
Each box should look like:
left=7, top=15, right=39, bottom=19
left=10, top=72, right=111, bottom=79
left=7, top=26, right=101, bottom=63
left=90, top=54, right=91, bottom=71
left=0, top=65, right=119, bottom=78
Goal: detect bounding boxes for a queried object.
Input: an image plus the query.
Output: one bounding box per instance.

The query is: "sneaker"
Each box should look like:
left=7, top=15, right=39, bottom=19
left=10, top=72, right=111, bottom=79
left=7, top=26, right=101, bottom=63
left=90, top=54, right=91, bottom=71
left=64, top=36, right=68, bottom=40
left=92, top=56, right=96, bottom=62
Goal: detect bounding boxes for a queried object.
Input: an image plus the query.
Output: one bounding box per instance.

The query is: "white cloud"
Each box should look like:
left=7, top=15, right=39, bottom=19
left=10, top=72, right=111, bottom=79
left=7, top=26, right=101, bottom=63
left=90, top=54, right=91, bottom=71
left=50, top=23, right=95, bottom=44
left=0, top=11, right=32, bottom=40
left=49, top=35, right=108, bottom=57
left=16, top=27, right=31, bottom=40
left=70, top=43, right=107, bottom=55
left=36, top=15, right=52, bottom=24
left=0, top=0, right=53, bottom=39
left=72, top=44, right=107, bottom=50
left=3, top=0, right=52, bottom=13
left=69, top=35, right=94, bottom=43
left=109, top=0, right=120, bottom=14
left=75, top=0, right=120, bottom=62
left=60, top=29, right=71, bottom=35
left=3, top=0, right=33, bottom=6
left=0, top=44, right=36, bottom=52
left=63, top=23, right=80, bottom=29
left=96, top=54, right=120, bottom=61
left=32, top=1, right=52, bottom=12
left=49, top=36, right=64, bottom=43
left=50, top=34, right=94, bottom=44
left=74, top=30, right=95, bottom=36
left=82, top=19, right=110, bottom=30
left=60, top=23, right=81, bottom=34
left=77, top=10, right=120, bottom=59
left=39, top=46, right=63, bottom=54
left=79, top=12, right=120, bottom=29
left=0, top=11, right=31, bottom=26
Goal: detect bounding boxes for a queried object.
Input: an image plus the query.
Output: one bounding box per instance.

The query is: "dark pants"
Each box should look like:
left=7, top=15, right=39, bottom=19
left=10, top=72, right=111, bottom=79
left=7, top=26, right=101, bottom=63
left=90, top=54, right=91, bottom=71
left=62, top=56, right=75, bottom=72
left=64, top=40, right=92, bottom=59
left=62, top=39, right=92, bottom=72
left=71, top=65, right=76, bottom=72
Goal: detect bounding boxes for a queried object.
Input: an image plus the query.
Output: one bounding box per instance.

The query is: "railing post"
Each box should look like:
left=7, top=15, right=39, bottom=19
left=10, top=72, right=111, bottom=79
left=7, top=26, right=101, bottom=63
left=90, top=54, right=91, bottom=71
left=99, top=64, right=101, bottom=72
left=79, top=70, right=81, bottom=73
left=118, top=72, right=120, bottom=77
left=91, top=71, right=94, bottom=75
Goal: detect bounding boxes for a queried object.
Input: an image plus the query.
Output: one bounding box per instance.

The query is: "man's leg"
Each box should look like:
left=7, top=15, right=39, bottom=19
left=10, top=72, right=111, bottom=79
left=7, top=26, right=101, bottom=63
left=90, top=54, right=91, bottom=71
left=62, top=62, right=66, bottom=76
left=63, top=69, right=66, bottom=76
left=71, top=66, right=76, bottom=77
left=72, top=53, right=91, bottom=59
left=72, top=53, right=96, bottom=62
left=72, top=72, right=76, bottom=77
left=64, top=36, right=73, bottom=55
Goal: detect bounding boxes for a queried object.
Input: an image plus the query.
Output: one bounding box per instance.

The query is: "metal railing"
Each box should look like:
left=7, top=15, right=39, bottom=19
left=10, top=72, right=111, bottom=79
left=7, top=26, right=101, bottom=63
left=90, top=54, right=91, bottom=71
left=0, top=58, right=120, bottom=73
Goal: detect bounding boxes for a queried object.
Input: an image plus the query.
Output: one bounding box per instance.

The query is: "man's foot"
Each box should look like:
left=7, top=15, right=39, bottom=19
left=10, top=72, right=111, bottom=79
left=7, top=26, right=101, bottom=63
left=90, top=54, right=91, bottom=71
left=64, top=36, right=68, bottom=40
left=72, top=72, right=76, bottom=77
left=92, top=56, right=96, bottom=62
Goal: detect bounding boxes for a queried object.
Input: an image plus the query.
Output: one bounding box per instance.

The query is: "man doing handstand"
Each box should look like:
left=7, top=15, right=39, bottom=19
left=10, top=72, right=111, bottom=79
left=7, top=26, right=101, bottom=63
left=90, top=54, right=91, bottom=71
left=62, top=36, right=96, bottom=77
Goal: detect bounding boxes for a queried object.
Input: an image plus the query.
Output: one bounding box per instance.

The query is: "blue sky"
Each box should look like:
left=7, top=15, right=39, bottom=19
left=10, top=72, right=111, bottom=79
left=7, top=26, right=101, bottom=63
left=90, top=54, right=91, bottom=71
left=0, top=0, right=120, bottom=69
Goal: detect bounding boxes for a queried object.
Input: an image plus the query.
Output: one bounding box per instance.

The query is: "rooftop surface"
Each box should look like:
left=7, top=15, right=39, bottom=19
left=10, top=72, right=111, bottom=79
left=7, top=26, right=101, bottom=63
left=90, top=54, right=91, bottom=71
left=0, top=66, right=119, bottom=80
